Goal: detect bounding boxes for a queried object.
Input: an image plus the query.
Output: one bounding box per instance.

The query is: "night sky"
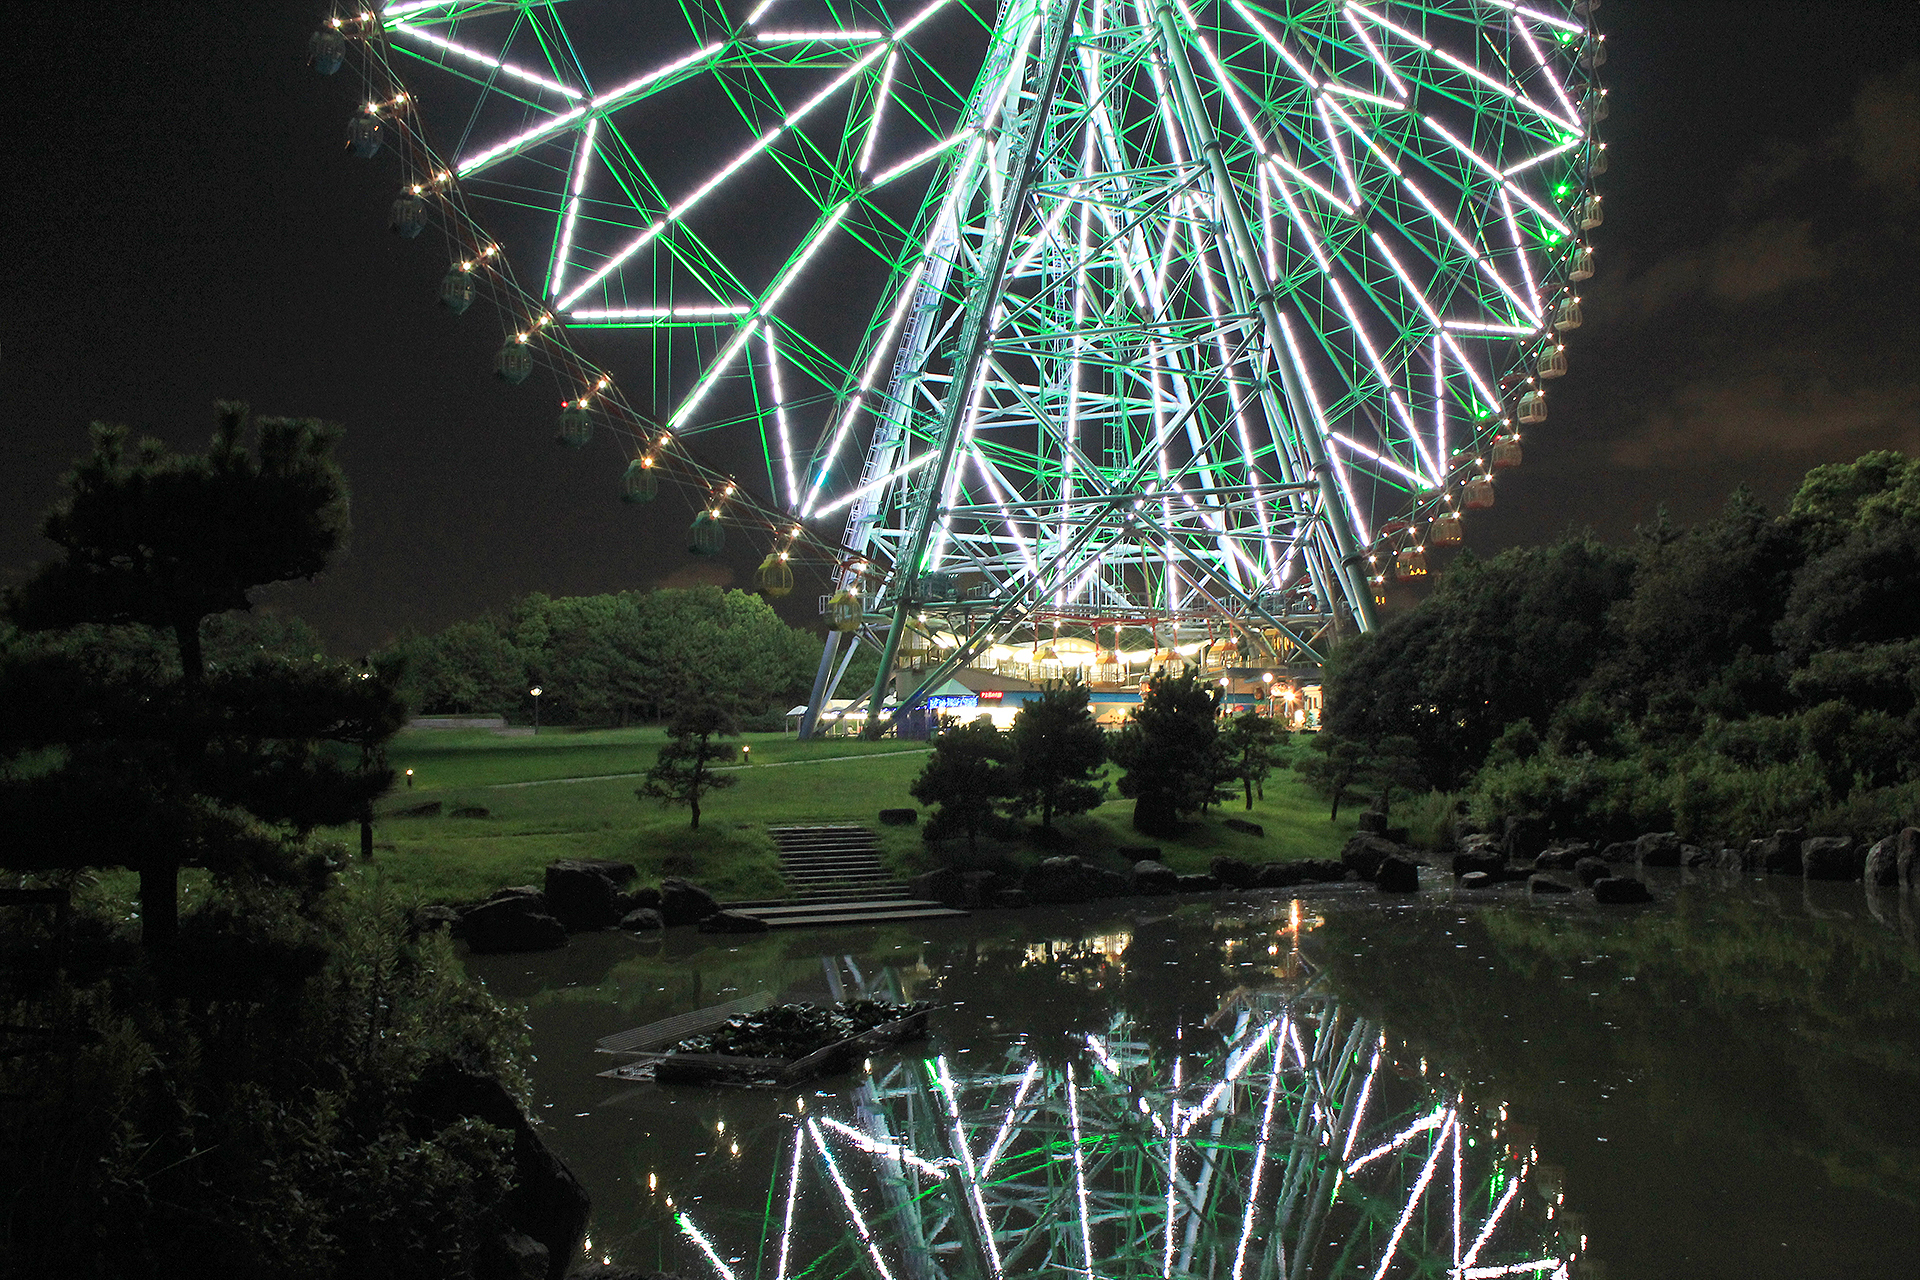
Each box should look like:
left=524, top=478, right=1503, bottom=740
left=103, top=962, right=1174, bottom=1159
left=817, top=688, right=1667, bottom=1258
left=6, top=1, right=1917, bottom=655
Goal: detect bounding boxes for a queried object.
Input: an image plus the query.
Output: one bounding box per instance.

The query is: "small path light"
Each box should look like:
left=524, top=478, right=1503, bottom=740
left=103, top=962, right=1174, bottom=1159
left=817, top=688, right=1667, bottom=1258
left=405, top=768, right=414, bottom=788
left=530, top=686, right=543, bottom=735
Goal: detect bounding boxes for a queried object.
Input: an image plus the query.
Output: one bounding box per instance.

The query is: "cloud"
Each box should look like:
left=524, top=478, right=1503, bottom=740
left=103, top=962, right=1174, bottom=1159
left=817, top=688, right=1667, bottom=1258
left=653, top=560, right=736, bottom=590
left=1612, top=219, right=1831, bottom=317
left=1610, top=369, right=1920, bottom=470
left=1845, top=61, right=1920, bottom=205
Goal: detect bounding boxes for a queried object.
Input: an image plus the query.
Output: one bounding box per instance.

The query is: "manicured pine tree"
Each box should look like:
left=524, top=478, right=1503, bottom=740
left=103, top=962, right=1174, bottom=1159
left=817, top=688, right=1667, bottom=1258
left=1110, top=665, right=1229, bottom=835
left=1219, top=708, right=1286, bottom=811
left=910, top=719, right=1014, bottom=856
left=639, top=695, right=739, bottom=829
left=1006, top=675, right=1108, bottom=830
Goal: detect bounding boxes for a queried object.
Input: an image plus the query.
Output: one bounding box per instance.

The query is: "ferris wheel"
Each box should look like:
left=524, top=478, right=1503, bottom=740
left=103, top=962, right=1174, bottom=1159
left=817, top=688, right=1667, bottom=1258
left=310, top=0, right=1606, bottom=726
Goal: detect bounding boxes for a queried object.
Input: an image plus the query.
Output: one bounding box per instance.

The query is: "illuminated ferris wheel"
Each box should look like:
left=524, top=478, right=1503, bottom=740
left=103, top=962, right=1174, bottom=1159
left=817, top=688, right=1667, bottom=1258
left=311, top=0, right=1605, bottom=723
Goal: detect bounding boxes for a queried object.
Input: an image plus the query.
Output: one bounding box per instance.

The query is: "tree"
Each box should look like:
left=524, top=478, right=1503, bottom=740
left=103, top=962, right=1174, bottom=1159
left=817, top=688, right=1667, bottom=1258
left=1110, top=665, right=1227, bottom=835
left=1295, top=731, right=1424, bottom=821
left=1219, top=709, right=1286, bottom=810
left=638, top=696, right=739, bottom=829
left=910, top=719, right=1015, bottom=856
left=1006, top=676, right=1107, bottom=829
left=2, top=406, right=400, bottom=947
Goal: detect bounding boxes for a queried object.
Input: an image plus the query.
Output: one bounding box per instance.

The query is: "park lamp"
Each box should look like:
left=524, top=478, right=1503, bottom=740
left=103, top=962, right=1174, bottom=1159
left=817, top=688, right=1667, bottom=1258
left=530, top=685, right=543, bottom=735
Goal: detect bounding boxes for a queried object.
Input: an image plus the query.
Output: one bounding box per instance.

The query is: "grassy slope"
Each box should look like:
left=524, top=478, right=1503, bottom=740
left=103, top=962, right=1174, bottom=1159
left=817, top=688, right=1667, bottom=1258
left=355, top=727, right=1357, bottom=905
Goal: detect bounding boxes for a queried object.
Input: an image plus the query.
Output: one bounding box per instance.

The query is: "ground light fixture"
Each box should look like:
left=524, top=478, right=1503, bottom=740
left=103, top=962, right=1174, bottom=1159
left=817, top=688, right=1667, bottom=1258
left=530, top=685, right=543, bottom=735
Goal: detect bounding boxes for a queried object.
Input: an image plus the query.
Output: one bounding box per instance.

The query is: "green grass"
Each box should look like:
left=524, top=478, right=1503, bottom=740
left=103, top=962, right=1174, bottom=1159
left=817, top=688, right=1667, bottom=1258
left=346, top=726, right=1358, bottom=906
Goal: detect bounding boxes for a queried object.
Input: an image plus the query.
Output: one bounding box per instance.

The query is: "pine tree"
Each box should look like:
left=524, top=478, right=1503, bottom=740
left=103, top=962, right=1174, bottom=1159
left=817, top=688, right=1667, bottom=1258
left=639, top=696, right=739, bottom=829
left=1007, top=676, right=1108, bottom=829
left=910, top=719, right=1014, bottom=856
left=1219, top=709, right=1286, bottom=810
left=1110, top=665, right=1228, bottom=835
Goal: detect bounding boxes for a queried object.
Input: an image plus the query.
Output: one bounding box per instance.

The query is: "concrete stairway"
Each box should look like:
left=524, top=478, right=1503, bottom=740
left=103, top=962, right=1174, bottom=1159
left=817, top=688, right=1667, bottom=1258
left=723, top=825, right=967, bottom=928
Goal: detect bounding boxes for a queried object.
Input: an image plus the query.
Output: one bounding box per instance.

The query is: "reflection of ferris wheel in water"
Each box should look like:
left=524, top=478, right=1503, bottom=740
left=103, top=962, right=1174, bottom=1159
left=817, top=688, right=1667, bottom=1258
left=663, top=985, right=1586, bottom=1280
left=311, top=0, right=1606, bottom=727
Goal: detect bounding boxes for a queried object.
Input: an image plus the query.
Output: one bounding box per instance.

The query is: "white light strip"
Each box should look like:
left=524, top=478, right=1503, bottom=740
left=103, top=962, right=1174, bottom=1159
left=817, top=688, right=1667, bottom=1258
left=1340, top=1049, right=1382, bottom=1159
left=934, top=1058, right=1005, bottom=1280
left=1372, top=1112, right=1455, bottom=1280
left=1485, top=0, right=1586, bottom=36
left=1316, top=99, right=1362, bottom=204
left=764, top=325, right=799, bottom=509
left=1348, top=3, right=1576, bottom=132
left=1231, top=1040, right=1285, bottom=1280
left=814, top=450, right=934, bottom=518
left=744, top=0, right=785, bottom=23
left=808, top=1121, right=899, bottom=1280
left=1067, top=1067, right=1096, bottom=1280
left=1280, top=311, right=1373, bottom=546
left=1461, top=1174, right=1521, bottom=1270
left=1434, top=334, right=1448, bottom=476
left=382, top=0, right=454, bottom=16
left=1321, top=80, right=1408, bottom=111
left=816, top=1115, right=950, bottom=1178
left=870, top=129, right=972, bottom=188
left=773, top=1129, right=804, bottom=1280
left=1344, top=5, right=1407, bottom=99
left=1502, top=137, right=1580, bottom=177
left=678, top=1212, right=737, bottom=1280
left=550, top=117, right=599, bottom=298
left=1500, top=188, right=1543, bottom=320
left=1399, top=172, right=1539, bottom=321
left=858, top=50, right=899, bottom=172
left=981, top=1060, right=1041, bottom=1177
left=1463, top=1260, right=1568, bottom=1278
left=1509, top=16, right=1582, bottom=124
left=1332, top=431, right=1431, bottom=489
left=1443, top=318, right=1536, bottom=335
left=1349, top=1108, right=1446, bottom=1172
left=753, top=29, right=885, bottom=41
left=391, top=22, right=583, bottom=99
left=567, top=305, right=750, bottom=319
left=1326, top=275, right=1431, bottom=478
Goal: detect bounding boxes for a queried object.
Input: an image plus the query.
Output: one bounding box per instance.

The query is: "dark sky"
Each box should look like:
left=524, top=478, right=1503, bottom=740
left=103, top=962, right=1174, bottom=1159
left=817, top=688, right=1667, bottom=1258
left=5, top=1, right=1917, bottom=654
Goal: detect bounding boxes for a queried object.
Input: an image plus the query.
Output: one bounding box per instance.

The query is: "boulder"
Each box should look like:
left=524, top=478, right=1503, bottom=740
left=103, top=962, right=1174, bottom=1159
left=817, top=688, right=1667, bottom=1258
left=1356, top=809, right=1389, bottom=835
left=1118, top=845, right=1163, bottom=862
left=1528, top=875, right=1573, bottom=895
left=1901, top=828, right=1920, bottom=889
left=544, top=860, right=628, bottom=932
left=1386, top=826, right=1412, bottom=845
left=451, top=805, right=492, bottom=819
left=412, top=1064, right=590, bottom=1280
left=1454, top=851, right=1506, bottom=880
left=1598, top=841, right=1635, bottom=864
left=1223, top=817, right=1265, bottom=838
left=620, top=885, right=663, bottom=913
left=1759, top=828, right=1806, bottom=875
left=462, top=896, right=568, bottom=954
left=1574, top=856, right=1610, bottom=888
left=659, top=878, right=720, bottom=927
left=409, top=904, right=461, bottom=938
left=1027, top=824, right=1072, bottom=851
left=961, top=870, right=1004, bottom=909
left=1865, top=836, right=1900, bottom=887
left=1024, top=856, right=1128, bottom=905
left=1296, top=858, right=1349, bottom=883
left=1635, top=832, right=1683, bottom=868
left=1534, top=848, right=1581, bottom=871
left=1176, top=873, right=1220, bottom=893
left=1256, top=861, right=1311, bottom=889
left=478, top=1230, right=550, bottom=1280
left=1341, top=833, right=1402, bottom=881
left=699, top=910, right=771, bottom=934
left=1459, top=832, right=1501, bottom=856
left=489, top=885, right=545, bottom=903
left=1681, top=845, right=1712, bottom=869
left=1801, top=836, right=1864, bottom=882
left=909, top=867, right=966, bottom=908
left=994, top=888, right=1030, bottom=909
left=1375, top=855, right=1420, bottom=893
left=620, top=908, right=665, bottom=932
left=879, top=808, right=918, bottom=826
left=1210, top=856, right=1260, bottom=889
left=1502, top=815, right=1550, bottom=862
left=1132, top=861, right=1180, bottom=896
left=1592, top=876, right=1654, bottom=905
left=1458, top=871, right=1494, bottom=890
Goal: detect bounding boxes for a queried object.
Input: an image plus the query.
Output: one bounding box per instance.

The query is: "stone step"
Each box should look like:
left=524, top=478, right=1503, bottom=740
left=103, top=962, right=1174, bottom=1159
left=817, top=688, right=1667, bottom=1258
left=754, top=906, right=968, bottom=928
left=724, top=898, right=968, bottom=928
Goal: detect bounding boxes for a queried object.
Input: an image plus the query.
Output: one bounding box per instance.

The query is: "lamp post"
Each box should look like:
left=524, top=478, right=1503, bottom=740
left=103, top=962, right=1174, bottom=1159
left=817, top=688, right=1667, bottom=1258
left=530, top=686, right=543, bottom=735
left=1282, top=686, right=1298, bottom=727
left=1262, top=671, right=1275, bottom=718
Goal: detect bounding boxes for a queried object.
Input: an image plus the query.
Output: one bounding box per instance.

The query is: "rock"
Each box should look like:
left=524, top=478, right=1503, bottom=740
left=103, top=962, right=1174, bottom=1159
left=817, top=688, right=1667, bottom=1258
left=1131, top=793, right=1181, bottom=837
left=394, top=800, right=444, bottom=818
left=961, top=871, right=1004, bottom=908
left=1117, top=845, right=1162, bottom=862
left=699, top=910, right=771, bottom=934
left=1176, top=873, right=1220, bottom=893
left=411, top=1062, right=590, bottom=1280
left=1458, top=871, right=1494, bottom=890
left=1027, top=824, right=1072, bottom=851
left=1341, top=833, right=1402, bottom=881
left=1223, top=817, right=1265, bottom=837
left=1801, top=836, right=1863, bottom=882
left=452, top=805, right=492, bottom=819
left=1297, top=858, right=1349, bottom=883
left=909, top=867, right=966, bottom=908
left=1502, top=815, right=1550, bottom=862
left=1719, top=841, right=1765, bottom=872
left=878, top=808, right=918, bottom=826
left=489, top=885, right=545, bottom=903
left=1635, top=832, right=1683, bottom=867
left=1210, top=856, right=1260, bottom=889
left=1759, top=828, right=1807, bottom=875
left=1592, top=876, right=1654, bottom=905
left=409, top=904, right=460, bottom=937
left=1024, top=856, right=1128, bottom=905
left=1534, top=848, right=1580, bottom=871
left=1454, top=851, right=1506, bottom=879
left=462, top=896, right=568, bottom=954
left=994, top=888, right=1029, bottom=908
left=478, top=1230, right=550, bottom=1280
left=1459, top=832, right=1501, bottom=856
left=1574, top=856, right=1610, bottom=887
left=1528, top=875, right=1573, bottom=895
left=1598, top=841, right=1635, bottom=864
left=1356, top=810, right=1388, bottom=835
left=1132, top=861, right=1180, bottom=895
left=659, top=878, right=720, bottom=927
left=1865, top=836, right=1900, bottom=887
left=620, top=907, right=665, bottom=932
left=620, top=885, right=663, bottom=913
left=1681, top=845, right=1712, bottom=868
left=544, top=860, right=628, bottom=932
left=1900, top=828, right=1920, bottom=889
left=1374, top=855, right=1420, bottom=893
left=1256, top=861, right=1310, bottom=889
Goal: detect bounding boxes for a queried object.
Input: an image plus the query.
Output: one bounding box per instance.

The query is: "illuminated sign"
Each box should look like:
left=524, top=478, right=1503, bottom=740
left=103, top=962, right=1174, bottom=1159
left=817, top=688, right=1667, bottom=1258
left=977, top=689, right=1004, bottom=701
left=928, top=695, right=978, bottom=710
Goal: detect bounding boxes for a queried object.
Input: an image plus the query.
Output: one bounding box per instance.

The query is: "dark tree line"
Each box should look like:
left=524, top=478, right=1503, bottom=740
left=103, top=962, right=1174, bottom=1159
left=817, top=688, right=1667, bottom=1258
left=1311, top=452, right=1920, bottom=842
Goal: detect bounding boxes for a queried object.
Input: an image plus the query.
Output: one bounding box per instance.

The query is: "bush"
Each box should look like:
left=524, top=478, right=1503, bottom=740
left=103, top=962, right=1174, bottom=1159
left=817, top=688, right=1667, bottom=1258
left=1398, top=789, right=1461, bottom=850
left=0, top=878, right=530, bottom=1279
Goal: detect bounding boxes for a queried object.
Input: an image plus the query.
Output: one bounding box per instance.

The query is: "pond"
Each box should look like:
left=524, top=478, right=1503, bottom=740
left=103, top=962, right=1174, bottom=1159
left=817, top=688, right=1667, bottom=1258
left=466, top=871, right=1920, bottom=1280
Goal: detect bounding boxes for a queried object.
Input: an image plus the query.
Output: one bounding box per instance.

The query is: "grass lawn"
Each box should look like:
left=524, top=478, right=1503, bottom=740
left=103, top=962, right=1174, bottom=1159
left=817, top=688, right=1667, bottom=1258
left=350, top=726, right=1359, bottom=906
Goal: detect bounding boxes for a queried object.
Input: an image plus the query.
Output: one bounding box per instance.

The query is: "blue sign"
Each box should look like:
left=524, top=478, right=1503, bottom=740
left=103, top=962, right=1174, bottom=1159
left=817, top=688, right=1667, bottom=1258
left=927, top=694, right=978, bottom=710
